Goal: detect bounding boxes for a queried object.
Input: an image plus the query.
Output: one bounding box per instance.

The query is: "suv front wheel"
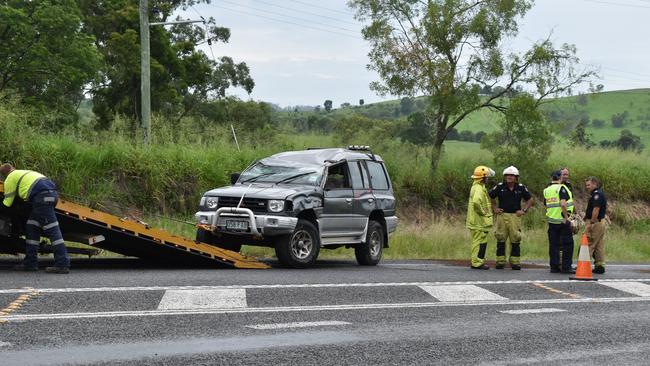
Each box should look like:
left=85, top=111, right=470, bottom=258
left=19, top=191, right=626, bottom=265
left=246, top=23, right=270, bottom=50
left=275, top=219, right=320, bottom=268
left=355, top=220, right=383, bottom=265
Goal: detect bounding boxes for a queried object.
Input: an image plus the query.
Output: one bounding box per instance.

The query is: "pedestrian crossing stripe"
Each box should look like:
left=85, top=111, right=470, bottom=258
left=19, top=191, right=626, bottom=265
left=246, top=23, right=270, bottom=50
left=598, top=281, right=650, bottom=297
left=157, top=289, right=247, bottom=310
left=419, top=285, right=508, bottom=302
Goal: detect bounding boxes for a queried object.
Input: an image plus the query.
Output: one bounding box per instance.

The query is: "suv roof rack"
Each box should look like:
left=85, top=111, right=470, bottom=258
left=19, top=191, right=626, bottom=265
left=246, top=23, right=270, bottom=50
left=347, top=145, right=376, bottom=161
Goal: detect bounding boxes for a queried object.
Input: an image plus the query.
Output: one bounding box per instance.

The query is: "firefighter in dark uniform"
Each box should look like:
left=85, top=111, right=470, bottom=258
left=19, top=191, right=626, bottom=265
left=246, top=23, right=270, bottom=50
left=488, top=166, right=533, bottom=270
left=543, top=170, right=575, bottom=273
left=584, top=176, right=607, bottom=274
left=0, top=163, right=70, bottom=273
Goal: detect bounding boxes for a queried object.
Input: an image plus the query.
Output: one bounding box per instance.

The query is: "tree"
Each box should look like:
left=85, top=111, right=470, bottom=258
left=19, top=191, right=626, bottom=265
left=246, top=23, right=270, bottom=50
left=459, top=130, right=475, bottom=142
left=481, top=94, right=553, bottom=185
left=592, top=118, right=605, bottom=128
left=78, top=1, right=253, bottom=129
left=349, top=0, right=594, bottom=174
left=400, top=96, right=414, bottom=115
left=576, top=94, right=588, bottom=106
left=324, top=99, right=333, bottom=112
left=616, top=129, right=644, bottom=153
left=359, top=99, right=365, bottom=106
left=400, top=111, right=432, bottom=145
left=611, top=111, right=628, bottom=128
left=341, top=102, right=351, bottom=108
left=569, top=116, right=594, bottom=148
left=0, top=0, right=101, bottom=126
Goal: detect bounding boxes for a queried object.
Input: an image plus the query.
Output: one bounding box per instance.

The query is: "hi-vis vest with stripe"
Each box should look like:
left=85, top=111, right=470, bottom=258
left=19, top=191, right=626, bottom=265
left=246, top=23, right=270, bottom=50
left=543, top=183, right=574, bottom=224
left=2, top=170, right=46, bottom=207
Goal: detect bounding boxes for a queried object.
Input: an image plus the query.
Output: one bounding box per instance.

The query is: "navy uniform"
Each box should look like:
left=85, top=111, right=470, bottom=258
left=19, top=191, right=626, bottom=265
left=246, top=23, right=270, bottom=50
left=2, top=169, right=70, bottom=273
left=488, top=182, right=532, bottom=269
left=584, top=187, right=607, bottom=273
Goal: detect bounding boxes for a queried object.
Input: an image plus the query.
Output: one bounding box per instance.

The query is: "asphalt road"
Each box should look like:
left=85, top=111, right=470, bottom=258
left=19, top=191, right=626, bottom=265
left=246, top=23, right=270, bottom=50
left=1, top=258, right=649, bottom=365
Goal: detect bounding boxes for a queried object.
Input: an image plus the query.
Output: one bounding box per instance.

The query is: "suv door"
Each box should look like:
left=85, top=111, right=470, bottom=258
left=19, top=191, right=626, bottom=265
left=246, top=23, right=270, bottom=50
left=365, top=160, right=396, bottom=217
left=321, top=162, right=362, bottom=238
left=348, top=160, right=376, bottom=228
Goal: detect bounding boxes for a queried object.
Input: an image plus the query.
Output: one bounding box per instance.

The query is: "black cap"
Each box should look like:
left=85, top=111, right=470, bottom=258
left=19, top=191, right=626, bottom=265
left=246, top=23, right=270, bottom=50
left=551, top=170, right=562, bottom=180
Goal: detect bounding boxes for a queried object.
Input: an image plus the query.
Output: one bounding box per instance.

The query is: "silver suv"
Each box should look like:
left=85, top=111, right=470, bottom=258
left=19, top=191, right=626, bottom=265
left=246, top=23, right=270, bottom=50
left=195, top=146, right=398, bottom=268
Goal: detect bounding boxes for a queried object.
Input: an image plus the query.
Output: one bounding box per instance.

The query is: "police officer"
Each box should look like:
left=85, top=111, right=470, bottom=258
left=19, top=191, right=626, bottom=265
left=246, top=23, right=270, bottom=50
left=0, top=163, right=70, bottom=273
left=584, top=176, right=607, bottom=274
left=489, top=166, right=533, bottom=270
left=543, top=171, right=575, bottom=273
left=466, top=165, right=495, bottom=270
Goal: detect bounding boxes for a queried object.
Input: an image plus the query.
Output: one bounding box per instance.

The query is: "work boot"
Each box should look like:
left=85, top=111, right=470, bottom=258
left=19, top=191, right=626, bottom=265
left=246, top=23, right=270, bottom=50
left=495, top=263, right=505, bottom=270
left=593, top=266, right=605, bottom=274
left=561, top=267, right=576, bottom=274
left=45, top=266, right=69, bottom=274
left=511, top=264, right=521, bottom=270
left=13, top=264, right=38, bottom=272
left=550, top=266, right=561, bottom=273
left=471, top=264, right=489, bottom=270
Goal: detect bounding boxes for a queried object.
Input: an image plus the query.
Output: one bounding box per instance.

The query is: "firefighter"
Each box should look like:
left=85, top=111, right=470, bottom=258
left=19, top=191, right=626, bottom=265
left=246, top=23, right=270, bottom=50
left=584, top=176, right=607, bottom=274
left=466, top=165, right=495, bottom=270
left=543, top=170, right=575, bottom=274
left=0, top=163, right=70, bottom=273
left=488, top=166, right=533, bottom=270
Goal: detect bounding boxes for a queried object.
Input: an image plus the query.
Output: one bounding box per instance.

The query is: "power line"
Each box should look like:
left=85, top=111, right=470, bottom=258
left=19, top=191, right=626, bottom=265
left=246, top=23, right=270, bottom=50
left=208, top=4, right=361, bottom=40
left=250, top=0, right=359, bottom=26
left=583, top=0, right=650, bottom=9
left=602, top=65, right=650, bottom=79
left=288, top=0, right=355, bottom=16
left=216, top=0, right=360, bottom=35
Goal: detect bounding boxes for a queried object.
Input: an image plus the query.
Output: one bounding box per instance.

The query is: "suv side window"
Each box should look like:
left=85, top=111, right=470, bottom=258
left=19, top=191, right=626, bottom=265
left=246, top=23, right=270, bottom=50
left=366, top=161, right=389, bottom=190
left=325, top=163, right=352, bottom=190
left=348, top=161, right=369, bottom=189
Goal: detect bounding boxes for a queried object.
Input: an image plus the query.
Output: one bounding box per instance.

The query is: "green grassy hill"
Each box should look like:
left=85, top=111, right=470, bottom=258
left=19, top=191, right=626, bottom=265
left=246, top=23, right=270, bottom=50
left=302, top=89, right=650, bottom=148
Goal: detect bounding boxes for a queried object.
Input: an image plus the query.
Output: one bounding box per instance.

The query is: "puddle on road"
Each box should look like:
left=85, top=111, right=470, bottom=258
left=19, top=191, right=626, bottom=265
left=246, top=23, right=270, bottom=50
left=0, top=331, right=362, bottom=366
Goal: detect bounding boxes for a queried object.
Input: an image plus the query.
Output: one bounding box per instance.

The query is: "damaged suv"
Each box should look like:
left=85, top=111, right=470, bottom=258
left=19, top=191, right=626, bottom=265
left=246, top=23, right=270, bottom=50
left=195, top=146, right=398, bottom=268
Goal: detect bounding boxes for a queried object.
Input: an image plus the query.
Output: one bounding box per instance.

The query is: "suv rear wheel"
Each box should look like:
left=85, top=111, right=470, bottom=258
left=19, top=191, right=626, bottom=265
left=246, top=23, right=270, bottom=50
left=355, top=220, right=383, bottom=266
left=275, top=219, right=320, bottom=268
left=196, top=228, right=242, bottom=253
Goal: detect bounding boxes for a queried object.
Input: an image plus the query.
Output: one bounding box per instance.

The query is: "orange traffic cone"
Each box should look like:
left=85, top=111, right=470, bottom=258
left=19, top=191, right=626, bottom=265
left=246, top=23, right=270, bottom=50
left=570, top=233, right=597, bottom=281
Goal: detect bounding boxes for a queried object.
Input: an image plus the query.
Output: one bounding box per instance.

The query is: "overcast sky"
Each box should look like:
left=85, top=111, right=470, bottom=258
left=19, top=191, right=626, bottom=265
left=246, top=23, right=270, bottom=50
left=178, top=0, right=650, bottom=107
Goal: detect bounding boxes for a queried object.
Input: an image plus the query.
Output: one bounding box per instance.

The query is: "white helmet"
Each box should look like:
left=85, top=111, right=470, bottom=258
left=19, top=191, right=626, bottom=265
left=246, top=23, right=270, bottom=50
left=502, top=166, right=519, bottom=176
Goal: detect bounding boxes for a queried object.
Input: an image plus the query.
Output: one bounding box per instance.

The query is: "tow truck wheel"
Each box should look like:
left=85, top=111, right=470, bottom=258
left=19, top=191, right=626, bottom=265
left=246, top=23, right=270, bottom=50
left=355, top=220, right=383, bottom=266
left=275, top=219, right=320, bottom=268
left=196, top=228, right=242, bottom=253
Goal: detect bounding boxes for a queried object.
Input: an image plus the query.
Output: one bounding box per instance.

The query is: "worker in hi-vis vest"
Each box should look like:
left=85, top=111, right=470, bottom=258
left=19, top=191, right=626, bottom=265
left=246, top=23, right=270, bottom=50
left=543, top=170, right=575, bottom=274
left=466, top=165, right=495, bottom=270
left=0, top=163, right=70, bottom=273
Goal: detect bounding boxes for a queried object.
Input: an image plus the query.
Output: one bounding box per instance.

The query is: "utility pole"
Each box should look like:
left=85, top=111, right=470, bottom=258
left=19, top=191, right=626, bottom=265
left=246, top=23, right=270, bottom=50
left=139, top=0, right=151, bottom=145
left=139, top=1, right=204, bottom=145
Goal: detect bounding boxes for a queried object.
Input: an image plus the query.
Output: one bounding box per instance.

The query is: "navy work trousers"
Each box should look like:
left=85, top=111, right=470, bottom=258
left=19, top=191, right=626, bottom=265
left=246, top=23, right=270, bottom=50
left=24, top=190, right=69, bottom=269
left=547, top=222, right=573, bottom=270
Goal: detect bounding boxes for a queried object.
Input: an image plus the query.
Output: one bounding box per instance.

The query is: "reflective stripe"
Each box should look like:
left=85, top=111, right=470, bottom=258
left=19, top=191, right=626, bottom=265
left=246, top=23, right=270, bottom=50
left=546, top=203, right=561, bottom=208
left=26, top=220, right=41, bottom=227
left=52, top=239, right=65, bottom=246
left=43, top=222, right=59, bottom=230
left=547, top=218, right=565, bottom=224
left=25, top=239, right=40, bottom=246
left=3, top=192, right=16, bottom=198
left=43, top=196, right=56, bottom=203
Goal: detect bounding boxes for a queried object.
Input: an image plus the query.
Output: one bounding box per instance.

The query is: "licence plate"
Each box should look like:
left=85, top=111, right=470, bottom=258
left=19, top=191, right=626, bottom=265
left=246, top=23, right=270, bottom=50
left=225, top=220, right=249, bottom=231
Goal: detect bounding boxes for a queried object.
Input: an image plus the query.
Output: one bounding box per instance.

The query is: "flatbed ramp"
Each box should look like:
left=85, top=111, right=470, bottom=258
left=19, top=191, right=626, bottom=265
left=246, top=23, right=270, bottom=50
left=0, top=185, right=268, bottom=269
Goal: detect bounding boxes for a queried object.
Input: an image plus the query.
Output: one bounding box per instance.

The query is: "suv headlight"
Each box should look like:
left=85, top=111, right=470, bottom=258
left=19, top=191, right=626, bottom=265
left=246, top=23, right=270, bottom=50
left=205, top=197, right=219, bottom=209
left=268, top=200, right=285, bottom=212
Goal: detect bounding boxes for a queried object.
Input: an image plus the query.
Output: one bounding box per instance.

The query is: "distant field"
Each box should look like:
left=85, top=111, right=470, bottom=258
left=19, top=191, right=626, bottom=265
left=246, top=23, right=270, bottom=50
left=316, top=88, right=650, bottom=149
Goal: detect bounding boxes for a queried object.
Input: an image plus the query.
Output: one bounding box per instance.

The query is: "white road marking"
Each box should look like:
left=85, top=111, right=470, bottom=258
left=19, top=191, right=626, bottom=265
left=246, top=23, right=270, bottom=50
left=0, top=341, right=11, bottom=347
left=2, top=278, right=649, bottom=294
left=599, top=281, right=650, bottom=297
left=5, top=296, right=648, bottom=322
left=419, top=285, right=508, bottom=302
left=499, top=308, right=567, bottom=315
left=245, top=321, right=351, bottom=330
left=157, top=289, right=247, bottom=310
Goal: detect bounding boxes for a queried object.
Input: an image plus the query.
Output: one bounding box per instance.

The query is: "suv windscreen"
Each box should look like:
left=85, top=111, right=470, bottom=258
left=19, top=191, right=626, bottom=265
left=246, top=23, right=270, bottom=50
left=239, top=162, right=322, bottom=185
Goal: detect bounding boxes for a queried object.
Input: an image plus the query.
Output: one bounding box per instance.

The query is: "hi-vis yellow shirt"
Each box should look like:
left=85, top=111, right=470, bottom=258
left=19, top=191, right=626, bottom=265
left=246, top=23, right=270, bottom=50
left=2, top=170, right=45, bottom=207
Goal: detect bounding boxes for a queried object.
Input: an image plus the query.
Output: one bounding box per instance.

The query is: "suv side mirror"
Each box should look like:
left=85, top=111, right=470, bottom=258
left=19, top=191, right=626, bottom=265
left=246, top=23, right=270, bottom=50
left=230, top=172, right=240, bottom=185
